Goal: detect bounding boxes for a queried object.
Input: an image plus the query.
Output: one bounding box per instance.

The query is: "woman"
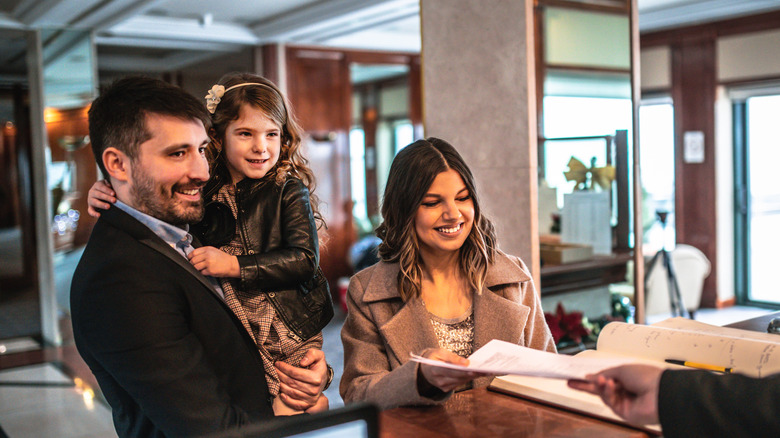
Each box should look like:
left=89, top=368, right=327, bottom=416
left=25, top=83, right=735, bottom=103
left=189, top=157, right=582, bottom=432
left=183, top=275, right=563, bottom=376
left=340, top=137, right=555, bottom=409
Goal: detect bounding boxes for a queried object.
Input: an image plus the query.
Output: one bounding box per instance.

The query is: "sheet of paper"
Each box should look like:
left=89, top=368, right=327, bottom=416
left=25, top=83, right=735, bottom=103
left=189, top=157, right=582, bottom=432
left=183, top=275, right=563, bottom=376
left=410, top=339, right=632, bottom=380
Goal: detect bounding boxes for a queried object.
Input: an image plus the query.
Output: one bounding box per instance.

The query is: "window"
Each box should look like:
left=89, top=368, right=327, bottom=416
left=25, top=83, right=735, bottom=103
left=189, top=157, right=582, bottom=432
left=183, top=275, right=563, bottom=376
left=349, top=127, right=371, bottom=233
left=542, top=96, right=632, bottom=208
left=393, top=120, right=414, bottom=153
left=735, top=94, right=780, bottom=306
left=638, top=100, right=675, bottom=253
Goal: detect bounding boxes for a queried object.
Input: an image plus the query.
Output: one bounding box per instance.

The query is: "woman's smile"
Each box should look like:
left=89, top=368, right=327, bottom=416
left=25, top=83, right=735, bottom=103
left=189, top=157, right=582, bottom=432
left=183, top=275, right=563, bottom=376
left=435, top=222, right=464, bottom=235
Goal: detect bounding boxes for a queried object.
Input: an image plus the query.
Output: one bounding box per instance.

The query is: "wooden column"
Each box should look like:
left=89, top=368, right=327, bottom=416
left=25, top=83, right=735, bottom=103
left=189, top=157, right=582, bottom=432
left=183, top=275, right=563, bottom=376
left=671, top=35, right=718, bottom=308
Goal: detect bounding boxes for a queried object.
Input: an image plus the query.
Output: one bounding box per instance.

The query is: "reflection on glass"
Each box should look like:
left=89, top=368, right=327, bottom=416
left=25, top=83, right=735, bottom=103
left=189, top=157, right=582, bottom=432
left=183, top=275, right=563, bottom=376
left=349, top=63, right=412, bottom=229
left=42, top=29, right=96, bottom=109
left=542, top=96, right=632, bottom=207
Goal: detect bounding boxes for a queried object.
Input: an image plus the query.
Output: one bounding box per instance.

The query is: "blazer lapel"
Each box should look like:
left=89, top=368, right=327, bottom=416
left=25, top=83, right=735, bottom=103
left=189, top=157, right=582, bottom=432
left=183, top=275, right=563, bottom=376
left=103, top=206, right=223, bottom=300
left=138, top=235, right=223, bottom=299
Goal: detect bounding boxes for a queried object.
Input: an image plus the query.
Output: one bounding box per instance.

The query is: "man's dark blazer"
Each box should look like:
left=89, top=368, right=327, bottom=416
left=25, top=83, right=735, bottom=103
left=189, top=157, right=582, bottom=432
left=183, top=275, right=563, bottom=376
left=659, top=369, right=780, bottom=437
left=70, top=205, right=274, bottom=437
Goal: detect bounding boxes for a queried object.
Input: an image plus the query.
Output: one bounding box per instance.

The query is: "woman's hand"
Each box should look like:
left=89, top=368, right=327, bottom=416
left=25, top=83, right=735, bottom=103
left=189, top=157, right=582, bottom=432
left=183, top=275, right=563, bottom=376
left=87, top=180, right=116, bottom=217
left=419, top=348, right=487, bottom=393
left=187, top=246, right=239, bottom=277
left=275, top=349, right=329, bottom=411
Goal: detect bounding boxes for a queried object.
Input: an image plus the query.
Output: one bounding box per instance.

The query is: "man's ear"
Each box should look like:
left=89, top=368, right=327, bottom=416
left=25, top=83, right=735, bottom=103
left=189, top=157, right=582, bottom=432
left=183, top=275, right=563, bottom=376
left=102, top=147, right=131, bottom=182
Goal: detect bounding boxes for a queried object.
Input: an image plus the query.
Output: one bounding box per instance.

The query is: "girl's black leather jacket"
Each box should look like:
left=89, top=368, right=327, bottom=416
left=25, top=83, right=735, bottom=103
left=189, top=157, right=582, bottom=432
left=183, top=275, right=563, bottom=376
left=191, top=164, right=333, bottom=341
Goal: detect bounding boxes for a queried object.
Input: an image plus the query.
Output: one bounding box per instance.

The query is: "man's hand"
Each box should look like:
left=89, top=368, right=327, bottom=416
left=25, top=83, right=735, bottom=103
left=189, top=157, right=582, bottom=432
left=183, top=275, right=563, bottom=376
left=419, top=348, right=487, bottom=393
left=304, top=394, right=329, bottom=414
left=567, top=364, right=664, bottom=425
left=188, top=247, right=239, bottom=277
left=87, top=180, right=116, bottom=217
left=275, top=349, right=328, bottom=411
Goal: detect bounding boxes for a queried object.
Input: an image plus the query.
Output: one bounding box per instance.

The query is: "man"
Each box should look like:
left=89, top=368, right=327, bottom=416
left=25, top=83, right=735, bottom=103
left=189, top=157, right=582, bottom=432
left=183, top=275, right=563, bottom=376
left=71, top=76, right=329, bottom=437
left=568, top=364, right=780, bottom=437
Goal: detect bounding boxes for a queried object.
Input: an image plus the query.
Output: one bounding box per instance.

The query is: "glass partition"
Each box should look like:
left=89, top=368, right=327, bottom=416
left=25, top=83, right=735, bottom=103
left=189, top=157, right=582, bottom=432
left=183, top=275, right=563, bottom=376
left=41, top=28, right=97, bottom=344
left=536, top=0, right=645, bottom=344
left=0, top=28, right=41, bottom=344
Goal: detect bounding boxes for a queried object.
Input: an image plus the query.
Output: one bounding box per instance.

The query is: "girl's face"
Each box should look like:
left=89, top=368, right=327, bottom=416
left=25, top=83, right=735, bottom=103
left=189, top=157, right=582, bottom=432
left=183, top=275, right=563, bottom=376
left=414, top=169, right=475, bottom=258
left=223, top=103, right=282, bottom=184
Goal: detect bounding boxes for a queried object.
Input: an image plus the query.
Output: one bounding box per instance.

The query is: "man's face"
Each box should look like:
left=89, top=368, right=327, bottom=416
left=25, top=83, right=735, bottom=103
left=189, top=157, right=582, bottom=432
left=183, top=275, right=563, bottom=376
left=128, top=114, right=210, bottom=226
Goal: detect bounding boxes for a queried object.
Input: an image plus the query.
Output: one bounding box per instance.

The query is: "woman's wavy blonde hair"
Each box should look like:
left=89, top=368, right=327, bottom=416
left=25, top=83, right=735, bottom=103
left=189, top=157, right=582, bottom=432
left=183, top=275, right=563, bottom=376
left=207, top=72, right=323, bottom=228
left=375, top=137, right=497, bottom=301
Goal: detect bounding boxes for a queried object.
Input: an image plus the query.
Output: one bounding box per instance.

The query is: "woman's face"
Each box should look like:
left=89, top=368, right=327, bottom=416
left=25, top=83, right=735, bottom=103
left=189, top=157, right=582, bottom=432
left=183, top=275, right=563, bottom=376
left=223, top=103, right=282, bottom=184
left=414, top=168, right=475, bottom=258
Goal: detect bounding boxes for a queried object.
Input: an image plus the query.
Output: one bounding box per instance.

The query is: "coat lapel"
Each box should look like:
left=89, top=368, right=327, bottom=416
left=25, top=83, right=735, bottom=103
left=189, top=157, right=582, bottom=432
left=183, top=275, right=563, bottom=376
left=474, top=252, right=533, bottom=349
left=379, top=297, right=439, bottom=363
left=362, top=263, right=439, bottom=362
left=473, top=286, right=530, bottom=350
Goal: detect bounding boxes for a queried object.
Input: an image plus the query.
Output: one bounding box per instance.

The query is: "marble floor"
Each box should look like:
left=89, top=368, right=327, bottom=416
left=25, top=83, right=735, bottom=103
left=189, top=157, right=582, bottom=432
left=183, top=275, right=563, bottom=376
left=0, top=363, right=114, bottom=437
left=0, top=305, right=774, bottom=437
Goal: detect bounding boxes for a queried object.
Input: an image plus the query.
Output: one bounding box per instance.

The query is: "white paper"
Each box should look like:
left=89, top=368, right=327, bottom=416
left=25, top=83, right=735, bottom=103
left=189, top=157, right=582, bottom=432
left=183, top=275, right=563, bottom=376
left=410, top=339, right=632, bottom=380
left=561, top=191, right=612, bottom=255
left=684, top=130, right=705, bottom=163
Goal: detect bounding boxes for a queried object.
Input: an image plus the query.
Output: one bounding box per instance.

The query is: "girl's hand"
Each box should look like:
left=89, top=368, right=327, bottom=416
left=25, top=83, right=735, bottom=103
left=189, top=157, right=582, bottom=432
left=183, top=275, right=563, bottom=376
left=187, top=246, right=239, bottom=277
left=419, top=348, right=487, bottom=393
left=87, top=180, right=116, bottom=217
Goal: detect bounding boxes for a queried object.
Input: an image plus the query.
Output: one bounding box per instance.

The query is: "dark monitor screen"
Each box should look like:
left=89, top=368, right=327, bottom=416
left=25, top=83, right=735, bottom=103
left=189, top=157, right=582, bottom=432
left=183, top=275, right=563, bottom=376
left=209, top=403, right=379, bottom=438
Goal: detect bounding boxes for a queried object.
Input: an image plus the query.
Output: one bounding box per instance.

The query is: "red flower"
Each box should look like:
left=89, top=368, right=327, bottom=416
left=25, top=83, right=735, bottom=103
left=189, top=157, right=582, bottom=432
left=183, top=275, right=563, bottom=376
left=544, top=302, right=591, bottom=344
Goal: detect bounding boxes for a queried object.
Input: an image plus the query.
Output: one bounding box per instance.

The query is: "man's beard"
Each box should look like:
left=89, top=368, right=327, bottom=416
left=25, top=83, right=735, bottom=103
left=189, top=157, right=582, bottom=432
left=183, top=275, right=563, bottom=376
left=130, top=166, right=204, bottom=226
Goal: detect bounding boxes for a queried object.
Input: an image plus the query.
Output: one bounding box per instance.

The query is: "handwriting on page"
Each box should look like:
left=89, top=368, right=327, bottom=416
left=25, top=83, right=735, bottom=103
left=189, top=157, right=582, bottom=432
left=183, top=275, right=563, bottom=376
left=597, top=321, right=780, bottom=377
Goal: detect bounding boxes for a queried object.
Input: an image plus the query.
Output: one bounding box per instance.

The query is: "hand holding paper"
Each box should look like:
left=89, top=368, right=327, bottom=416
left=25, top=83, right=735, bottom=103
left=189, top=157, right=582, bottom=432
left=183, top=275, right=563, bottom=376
left=417, top=348, right=487, bottom=392
left=411, top=339, right=632, bottom=380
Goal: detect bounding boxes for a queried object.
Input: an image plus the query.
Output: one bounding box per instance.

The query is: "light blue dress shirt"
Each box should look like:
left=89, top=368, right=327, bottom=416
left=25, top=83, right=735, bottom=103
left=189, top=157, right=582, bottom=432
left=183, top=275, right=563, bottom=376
left=114, top=200, right=224, bottom=299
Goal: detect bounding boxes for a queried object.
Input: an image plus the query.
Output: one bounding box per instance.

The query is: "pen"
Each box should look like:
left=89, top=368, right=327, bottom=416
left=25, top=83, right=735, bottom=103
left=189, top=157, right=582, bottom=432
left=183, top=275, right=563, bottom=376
left=665, top=359, right=733, bottom=373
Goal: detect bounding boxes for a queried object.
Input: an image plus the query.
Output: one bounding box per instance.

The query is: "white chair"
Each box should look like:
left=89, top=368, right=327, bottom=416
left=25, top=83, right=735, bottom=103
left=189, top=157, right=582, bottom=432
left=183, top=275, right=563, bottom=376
left=645, top=244, right=711, bottom=318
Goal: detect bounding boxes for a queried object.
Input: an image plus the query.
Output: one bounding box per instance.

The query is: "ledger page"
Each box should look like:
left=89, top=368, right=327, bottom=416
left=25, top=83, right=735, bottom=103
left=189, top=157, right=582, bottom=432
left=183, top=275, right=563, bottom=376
left=596, top=320, right=780, bottom=377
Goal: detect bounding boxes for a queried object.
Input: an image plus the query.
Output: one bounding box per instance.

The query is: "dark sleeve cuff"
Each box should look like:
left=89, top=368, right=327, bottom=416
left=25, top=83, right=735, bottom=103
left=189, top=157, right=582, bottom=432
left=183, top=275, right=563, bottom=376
left=416, top=365, right=449, bottom=401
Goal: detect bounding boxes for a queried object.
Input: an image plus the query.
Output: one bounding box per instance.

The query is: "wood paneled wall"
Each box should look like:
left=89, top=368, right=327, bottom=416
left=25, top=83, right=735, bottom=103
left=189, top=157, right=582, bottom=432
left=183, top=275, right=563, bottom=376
left=641, top=11, right=780, bottom=307
left=670, top=37, right=718, bottom=308
left=282, top=45, right=421, bottom=295
left=284, top=46, right=353, bottom=294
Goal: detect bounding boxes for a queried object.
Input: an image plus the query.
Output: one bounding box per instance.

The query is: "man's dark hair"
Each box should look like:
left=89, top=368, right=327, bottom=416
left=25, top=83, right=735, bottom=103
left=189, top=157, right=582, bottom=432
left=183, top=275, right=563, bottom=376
left=88, top=76, right=212, bottom=179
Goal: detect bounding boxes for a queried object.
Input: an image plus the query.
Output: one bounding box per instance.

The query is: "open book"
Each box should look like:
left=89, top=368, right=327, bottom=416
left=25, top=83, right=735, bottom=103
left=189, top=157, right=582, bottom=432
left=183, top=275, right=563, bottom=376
left=489, top=317, right=780, bottom=434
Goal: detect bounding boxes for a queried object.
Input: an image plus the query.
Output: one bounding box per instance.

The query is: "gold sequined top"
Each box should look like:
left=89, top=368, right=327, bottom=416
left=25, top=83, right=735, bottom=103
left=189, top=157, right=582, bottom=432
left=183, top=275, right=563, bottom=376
left=428, top=306, right=475, bottom=358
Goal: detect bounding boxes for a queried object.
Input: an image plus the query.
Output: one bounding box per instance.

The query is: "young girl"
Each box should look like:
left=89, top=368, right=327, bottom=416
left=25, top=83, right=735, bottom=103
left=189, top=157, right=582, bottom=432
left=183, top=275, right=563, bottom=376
left=88, top=72, right=333, bottom=415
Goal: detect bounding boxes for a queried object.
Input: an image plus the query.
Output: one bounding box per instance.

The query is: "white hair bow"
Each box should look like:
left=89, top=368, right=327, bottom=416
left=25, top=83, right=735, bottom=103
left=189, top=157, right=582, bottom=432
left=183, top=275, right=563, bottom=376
left=205, top=85, right=225, bottom=114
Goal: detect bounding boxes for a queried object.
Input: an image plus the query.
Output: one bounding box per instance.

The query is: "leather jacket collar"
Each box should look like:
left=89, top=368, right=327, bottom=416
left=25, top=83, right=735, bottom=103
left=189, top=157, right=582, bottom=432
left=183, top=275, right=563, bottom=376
left=203, top=160, right=278, bottom=202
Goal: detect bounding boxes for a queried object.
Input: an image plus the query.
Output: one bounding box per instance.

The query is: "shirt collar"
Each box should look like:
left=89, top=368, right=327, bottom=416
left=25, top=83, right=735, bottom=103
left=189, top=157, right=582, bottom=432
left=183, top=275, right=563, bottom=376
left=114, top=200, right=193, bottom=251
